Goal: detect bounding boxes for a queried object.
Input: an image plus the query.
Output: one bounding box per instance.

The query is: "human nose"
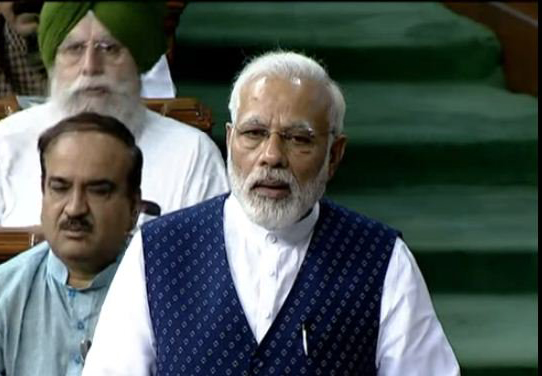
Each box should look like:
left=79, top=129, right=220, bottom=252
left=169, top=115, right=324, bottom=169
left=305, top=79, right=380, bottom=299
left=81, top=44, right=104, bottom=76
left=64, top=189, right=89, bottom=217
left=259, top=132, right=288, bottom=168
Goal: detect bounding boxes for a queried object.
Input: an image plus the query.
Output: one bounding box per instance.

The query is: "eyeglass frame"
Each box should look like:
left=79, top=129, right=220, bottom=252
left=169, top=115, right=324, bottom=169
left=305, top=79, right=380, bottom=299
left=56, top=39, right=125, bottom=65
left=227, top=121, right=336, bottom=154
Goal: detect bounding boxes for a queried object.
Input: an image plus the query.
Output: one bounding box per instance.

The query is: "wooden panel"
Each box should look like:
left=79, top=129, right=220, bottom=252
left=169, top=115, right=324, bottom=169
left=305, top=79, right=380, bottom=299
left=0, top=95, right=19, bottom=119
left=507, top=2, right=538, bottom=20
left=0, top=96, right=214, bottom=132
left=444, top=2, right=538, bottom=96
left=143, top=97, right=213, bottom=132
left=0, top=227, right=42, bottom=263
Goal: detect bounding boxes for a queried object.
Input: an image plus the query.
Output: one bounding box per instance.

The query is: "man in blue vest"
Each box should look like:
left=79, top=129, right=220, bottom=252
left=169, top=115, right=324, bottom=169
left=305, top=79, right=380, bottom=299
left=83, top=51, right=460, bottom=375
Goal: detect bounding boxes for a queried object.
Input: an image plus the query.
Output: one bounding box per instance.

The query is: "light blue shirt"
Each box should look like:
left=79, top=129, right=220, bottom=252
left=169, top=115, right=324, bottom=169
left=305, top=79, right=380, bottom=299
left=0, top=242, right=120, bottom=376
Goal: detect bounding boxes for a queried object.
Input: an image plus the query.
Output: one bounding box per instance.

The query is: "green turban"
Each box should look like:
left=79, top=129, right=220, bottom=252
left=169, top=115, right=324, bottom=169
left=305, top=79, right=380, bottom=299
left=38, top=2, right=167, bottom=73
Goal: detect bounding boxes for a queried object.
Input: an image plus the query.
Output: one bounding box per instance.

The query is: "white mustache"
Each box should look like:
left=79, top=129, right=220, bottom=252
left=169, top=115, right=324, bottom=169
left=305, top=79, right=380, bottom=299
left=246, top=167, right=297, bottom=191
left=66, top=77, right=114, bottom=95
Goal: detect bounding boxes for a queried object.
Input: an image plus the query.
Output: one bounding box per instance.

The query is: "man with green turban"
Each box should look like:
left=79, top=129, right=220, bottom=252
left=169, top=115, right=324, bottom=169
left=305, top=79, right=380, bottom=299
left=38, top=2, right=167, bottom=74
left=37, top=1, right=177, bottom=97
left=0, top=3, right=229, bottom=375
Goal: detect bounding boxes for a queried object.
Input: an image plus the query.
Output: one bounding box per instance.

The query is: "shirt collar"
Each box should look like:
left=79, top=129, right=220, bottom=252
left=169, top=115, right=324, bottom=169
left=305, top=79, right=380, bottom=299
left=226, top=193, right=320, bottom=246
left=46, top=245, right=123, bottom=290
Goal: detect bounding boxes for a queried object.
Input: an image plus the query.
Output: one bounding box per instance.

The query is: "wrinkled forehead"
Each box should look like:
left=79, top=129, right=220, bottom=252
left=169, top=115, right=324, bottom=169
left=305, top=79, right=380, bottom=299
left=44, top=131, right=133, bottom=179
left=238, top=74, right=332, bottom=128
left=242, top=74, right=330, bottom=102
left=45, top=131, right=125, bottom=159
left=241, top=74, right=306, bottom=94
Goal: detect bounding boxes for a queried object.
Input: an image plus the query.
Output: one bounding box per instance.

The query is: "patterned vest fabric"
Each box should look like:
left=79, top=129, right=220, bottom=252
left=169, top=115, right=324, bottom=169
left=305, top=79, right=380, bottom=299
left=143, top=194, right=399, bottom=376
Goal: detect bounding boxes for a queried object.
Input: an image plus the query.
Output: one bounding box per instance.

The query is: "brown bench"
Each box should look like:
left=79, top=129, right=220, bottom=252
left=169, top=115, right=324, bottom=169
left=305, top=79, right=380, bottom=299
left=0, top=227, right=43, bottom=263
left=0, top=95, right=214, bottom=133
left=144, top=97, right=213, bottom=133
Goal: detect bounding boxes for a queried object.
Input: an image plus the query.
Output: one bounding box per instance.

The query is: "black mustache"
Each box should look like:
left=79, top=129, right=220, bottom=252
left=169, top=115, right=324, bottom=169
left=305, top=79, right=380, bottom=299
left=59, top=217, right=93, bottom=232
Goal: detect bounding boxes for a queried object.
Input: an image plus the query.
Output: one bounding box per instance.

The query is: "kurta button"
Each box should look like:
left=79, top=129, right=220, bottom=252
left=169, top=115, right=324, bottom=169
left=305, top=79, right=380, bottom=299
left=77, top=321, right=84, bottom=330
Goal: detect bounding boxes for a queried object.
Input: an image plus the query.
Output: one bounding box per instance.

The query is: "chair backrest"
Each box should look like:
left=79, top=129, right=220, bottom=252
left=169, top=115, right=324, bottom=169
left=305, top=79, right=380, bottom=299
left=143, top=97, right=213, bottom=132
left=0, top=227, right=42, bottom=263
left=0, top=95, right=19, bottom=119
left=0, top=95, right=214, bottom=133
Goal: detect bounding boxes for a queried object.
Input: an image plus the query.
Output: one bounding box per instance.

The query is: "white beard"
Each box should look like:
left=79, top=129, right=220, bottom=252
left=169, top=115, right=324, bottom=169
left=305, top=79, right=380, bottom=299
left=48, top=70, right=145, bottom=135
left=227, top=149, right=329, bottom=230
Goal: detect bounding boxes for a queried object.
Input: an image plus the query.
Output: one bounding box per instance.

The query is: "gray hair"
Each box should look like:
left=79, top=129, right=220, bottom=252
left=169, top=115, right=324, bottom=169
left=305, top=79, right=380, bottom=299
left=228, top=51, right=346, bottom=135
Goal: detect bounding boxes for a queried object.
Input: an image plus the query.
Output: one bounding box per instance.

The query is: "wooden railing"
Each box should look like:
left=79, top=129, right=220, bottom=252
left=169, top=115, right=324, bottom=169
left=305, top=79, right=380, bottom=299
left=144, top=97, right=213, bottom=132
left=0, top=95, right=214, bottom=132
left=444, top=1, right=538, bottom=96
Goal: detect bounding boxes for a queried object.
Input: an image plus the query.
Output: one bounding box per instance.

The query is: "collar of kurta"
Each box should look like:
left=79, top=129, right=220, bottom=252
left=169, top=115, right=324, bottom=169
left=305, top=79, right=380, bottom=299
left=46, top=245, right=123, bottom=290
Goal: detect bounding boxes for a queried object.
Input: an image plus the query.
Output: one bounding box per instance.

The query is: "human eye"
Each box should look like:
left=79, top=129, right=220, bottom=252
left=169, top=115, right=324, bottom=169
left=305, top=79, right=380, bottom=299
left=48, top=179, right=70, bottom=194
left=61, top=42, right=86, bottom=56
left=286, top=130, right=314, bottom=146
left=97, top=41, right=121, bottom=56
left=87, top=182, right=116, bottom=197
left=240, top=127, right=268, bottom=140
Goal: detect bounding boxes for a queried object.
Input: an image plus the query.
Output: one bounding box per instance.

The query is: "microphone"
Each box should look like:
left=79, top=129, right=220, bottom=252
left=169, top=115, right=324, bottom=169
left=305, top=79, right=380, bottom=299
left=80, top=339, right=92, bottom=363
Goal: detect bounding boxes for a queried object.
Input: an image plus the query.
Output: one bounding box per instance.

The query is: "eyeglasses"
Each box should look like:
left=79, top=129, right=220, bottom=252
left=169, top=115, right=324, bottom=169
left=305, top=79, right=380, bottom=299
left=232, top=124, right=333, bottom=154
left=57, top=40, right=124, bottom=65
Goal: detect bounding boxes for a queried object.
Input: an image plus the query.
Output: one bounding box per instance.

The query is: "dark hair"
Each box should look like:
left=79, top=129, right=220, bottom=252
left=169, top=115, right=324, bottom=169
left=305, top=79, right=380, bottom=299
left=38, top=112, right=143, bottom=196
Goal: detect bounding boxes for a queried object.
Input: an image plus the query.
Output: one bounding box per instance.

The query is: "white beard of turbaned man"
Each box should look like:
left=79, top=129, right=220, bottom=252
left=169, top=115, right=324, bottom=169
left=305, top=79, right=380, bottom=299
left=48, top=67, right=145, bottom=135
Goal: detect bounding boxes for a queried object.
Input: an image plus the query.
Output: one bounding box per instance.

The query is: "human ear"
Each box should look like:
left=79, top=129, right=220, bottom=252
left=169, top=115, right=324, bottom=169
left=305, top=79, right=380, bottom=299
left=327, top=135, right=347, bottom=180
left=225, top=122, right=234, bottom=149
left=129, top=193, right=142, bottom=229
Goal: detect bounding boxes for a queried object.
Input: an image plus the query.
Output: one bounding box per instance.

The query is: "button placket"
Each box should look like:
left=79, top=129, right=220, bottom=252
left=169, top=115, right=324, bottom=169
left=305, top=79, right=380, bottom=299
left=255, top=233, right=281, bottom=340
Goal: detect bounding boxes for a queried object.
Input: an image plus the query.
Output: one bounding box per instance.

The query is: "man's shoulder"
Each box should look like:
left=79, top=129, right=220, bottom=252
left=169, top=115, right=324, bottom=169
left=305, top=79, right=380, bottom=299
left=0, top=242, right=50, bottom=302
left=0, top=103, right=51, bottom=138
left=139, top=109, right=222, bottom=161
left=143, top=194, right=228, bottom=233
left=0, top=242, right=49, bottom=279
left=142, top=108, right=209, bottom=140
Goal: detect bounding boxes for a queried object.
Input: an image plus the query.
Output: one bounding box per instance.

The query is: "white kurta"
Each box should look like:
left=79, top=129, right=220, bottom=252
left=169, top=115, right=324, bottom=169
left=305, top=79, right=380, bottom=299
left=140, top=55, right=176, bottom=99
left=0, top=101, right=229, bottom=226
left=82, top=194, right=460, bottom=376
